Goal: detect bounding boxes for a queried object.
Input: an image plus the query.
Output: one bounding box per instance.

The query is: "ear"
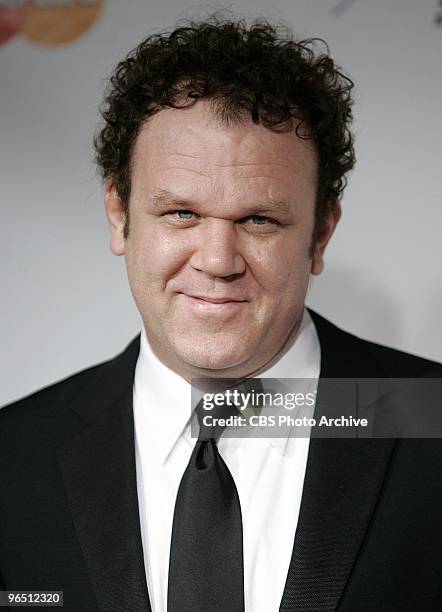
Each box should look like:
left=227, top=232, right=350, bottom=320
left=311, top=201, right=341, bottom=275
left=104, top=179, right=126, bottom=256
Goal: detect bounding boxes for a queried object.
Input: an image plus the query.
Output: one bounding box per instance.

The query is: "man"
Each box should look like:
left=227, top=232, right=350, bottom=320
left=0, top=17, right=441, bottom=612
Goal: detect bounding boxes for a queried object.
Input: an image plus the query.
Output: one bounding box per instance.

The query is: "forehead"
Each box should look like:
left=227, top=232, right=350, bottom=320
left=130, top=100, right=317, bottom=200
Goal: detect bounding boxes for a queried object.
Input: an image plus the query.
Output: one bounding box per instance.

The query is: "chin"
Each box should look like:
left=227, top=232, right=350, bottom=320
left=175, top=339, right=250, bottom=372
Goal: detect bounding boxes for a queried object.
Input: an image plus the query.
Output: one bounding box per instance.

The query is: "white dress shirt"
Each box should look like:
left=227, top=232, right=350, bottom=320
left=133, top=308, right=321, bottom=612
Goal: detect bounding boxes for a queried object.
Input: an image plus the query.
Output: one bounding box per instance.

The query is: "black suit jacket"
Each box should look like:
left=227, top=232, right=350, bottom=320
left=1, top=310, right=441, bottom=612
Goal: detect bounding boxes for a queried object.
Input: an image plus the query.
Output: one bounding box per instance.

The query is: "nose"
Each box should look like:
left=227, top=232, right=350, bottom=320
left=189, top=219, right=246, bottom=278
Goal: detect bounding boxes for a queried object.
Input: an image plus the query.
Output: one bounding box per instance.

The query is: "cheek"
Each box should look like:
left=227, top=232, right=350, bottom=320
left=127, top=226, right=192, bottom=286
left=247, top=239, right=312, bottom=329
left=250, top=235, right=311, bottom=293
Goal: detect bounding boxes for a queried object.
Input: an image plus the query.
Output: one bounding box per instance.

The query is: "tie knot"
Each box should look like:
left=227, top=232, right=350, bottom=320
left=195, top=377, right=264, bottom=442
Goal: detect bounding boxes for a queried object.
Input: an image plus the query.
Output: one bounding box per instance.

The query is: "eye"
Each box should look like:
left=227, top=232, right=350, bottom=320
left=175, top=210, right=195, bottom=220
left=242, top=215, right=281, bottom=230
left=249, top=215, right=272, bottom=225
left=165, top=209, right=199, bottom=223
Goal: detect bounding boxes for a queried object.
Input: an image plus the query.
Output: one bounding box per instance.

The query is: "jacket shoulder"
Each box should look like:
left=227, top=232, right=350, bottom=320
left=363, top=338, right=441, bottom=377
left=1, top=360, right=105, bottom=422
left=0, top=336, right=140, bottom=433
left=309, top=309, right=441, bottom=377
left=0, top=336, right=140, bottom=497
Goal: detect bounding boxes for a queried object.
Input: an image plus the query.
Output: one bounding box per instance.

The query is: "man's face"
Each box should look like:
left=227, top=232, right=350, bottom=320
left=105, top=100, right=339, bottom=380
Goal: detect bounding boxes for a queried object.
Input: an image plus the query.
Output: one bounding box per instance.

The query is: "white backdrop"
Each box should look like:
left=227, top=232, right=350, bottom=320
left=1, top=0, right=441, bottom=406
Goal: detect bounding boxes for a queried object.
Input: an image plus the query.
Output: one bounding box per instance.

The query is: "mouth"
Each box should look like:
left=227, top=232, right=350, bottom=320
left=187, top=294, right=248, bottom=304
left=179, top=293, right=248, bottom=316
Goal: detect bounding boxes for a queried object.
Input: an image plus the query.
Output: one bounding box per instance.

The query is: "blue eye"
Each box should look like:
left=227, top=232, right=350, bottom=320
left=246, top=215, right=280, bottom=226
left=176, top=210, right=194, bottom=219
left=250, top=215, right=270, bottom=225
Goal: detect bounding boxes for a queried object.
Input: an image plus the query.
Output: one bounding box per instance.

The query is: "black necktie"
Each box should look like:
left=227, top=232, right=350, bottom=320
left=167, top=383, right=250, bottom=612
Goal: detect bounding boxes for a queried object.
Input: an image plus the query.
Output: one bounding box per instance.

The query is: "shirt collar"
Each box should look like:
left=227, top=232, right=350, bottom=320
left=134, top=308, right=320, bottom=462
left=134, top=330, right=191, bottom=465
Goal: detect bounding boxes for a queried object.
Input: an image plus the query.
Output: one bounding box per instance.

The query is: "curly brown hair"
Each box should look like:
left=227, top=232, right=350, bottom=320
left=94, top=17, right=355, bottom=247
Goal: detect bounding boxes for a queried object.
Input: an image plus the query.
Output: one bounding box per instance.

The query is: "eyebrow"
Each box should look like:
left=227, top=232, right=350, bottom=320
left=150, top=189, right=292, bottom=215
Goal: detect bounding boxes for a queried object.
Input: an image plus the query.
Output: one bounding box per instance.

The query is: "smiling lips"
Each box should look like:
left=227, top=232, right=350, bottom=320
left=180, top=293, right=248, bottom=315
left=187, top=294, right=247, bottom=304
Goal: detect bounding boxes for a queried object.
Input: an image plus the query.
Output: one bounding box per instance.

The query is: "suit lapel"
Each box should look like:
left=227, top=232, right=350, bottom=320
left=280, top=312, right=397, bottom=611
left=57, top=337, right=151, bottom=612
